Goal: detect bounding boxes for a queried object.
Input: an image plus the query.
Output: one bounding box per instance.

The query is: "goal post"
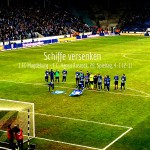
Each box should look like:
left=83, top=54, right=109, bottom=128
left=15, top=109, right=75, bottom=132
left=0, top=98, right=35, bottom=143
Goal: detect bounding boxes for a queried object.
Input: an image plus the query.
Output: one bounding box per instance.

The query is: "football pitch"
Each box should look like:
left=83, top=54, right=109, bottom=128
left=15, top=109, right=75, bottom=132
left=0, top=35, right=150, bottom=150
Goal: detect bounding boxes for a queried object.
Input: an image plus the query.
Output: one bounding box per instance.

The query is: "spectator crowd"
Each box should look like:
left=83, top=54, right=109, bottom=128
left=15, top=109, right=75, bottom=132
left=0, top=1, right=91, bottom=43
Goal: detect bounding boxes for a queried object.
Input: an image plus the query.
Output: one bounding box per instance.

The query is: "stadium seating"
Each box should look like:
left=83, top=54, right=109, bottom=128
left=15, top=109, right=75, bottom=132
left=0, top=1, right=91, bottom=42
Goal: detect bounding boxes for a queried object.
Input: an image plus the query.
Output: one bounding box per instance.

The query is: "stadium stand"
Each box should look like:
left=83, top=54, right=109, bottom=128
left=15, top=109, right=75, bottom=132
left=1, top=0, right=150, bottom=43
left=0, top=0, right=91, bottom=43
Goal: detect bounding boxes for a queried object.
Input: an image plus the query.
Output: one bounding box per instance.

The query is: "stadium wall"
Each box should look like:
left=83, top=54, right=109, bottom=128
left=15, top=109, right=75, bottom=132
left=0, top=31, right=147, bottom=51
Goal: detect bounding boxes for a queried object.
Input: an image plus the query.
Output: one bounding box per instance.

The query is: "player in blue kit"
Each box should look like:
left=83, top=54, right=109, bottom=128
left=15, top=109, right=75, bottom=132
left=106, top=75, right=110, bottom=91
left=121, top=74, right=126, bottom=90
left=48, top=81, right=54, bottom=92
left=77, top=82, right=84, bottom=91
left=75, top=70, right=80, bottom=85
left=79, top=70, right=84, bottom=85
left=114, top=74, right=119, bottom=90
left=84, top=73, right=89, bottom=89
left=104, top=75, right=107, bottom=90
left=45, top=69, right=49, bottom=82
left=97, top=74, right=102, bottom=90
left=62, top=69, right=67, bottom=82
left=49, top=69, right=55, bottom=82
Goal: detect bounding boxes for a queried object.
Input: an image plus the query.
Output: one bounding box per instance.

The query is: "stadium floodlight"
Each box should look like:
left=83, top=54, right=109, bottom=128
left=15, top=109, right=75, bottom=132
left=0, top=98, right=35, bottom=144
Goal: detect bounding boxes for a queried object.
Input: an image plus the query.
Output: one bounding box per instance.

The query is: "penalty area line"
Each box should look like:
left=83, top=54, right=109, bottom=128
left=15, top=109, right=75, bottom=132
left=103, top=127, right=133, bottom=150
left=34, top=136, right=102, bottom=150
left=35, top=112, right=132, bottom=129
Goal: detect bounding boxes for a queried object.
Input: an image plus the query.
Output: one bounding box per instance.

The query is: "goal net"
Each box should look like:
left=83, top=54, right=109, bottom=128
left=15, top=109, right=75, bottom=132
left=0, top=98, right=35, bottom=144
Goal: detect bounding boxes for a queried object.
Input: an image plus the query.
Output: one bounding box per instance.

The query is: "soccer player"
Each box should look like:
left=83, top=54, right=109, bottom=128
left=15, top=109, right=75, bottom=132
left=86, top=71, right=90, bottom=77
left=13, top=125, right=24, bottom=150
left=77, top=82, right=84, bottom=91
left=97, top=74, right=102, bottom=90
left=93, top=74, right=98, bottom=89
left=104, top=75, right=107, bottom=90
left=114, top=74, right=119, bottom=90
left=62, top=69, right=67, bottom=82
left=79, top=71, right=84, bottom=87
left=84, top=73, right=89, bottom=89
left=49, top=69, right=55, bottom=82
left=48, top=81, right=54, bottom=92
left=75, top=70, right=80, bottom=85
left=106, top=75, right=110, bottom=91
left=45, top=69, right=49, bottom=82
left=55, top=70, right=60, bottom=83
left=89, top=73, right=94, bottom=89
left=7, top=124, right=14, bottom=149
left=121, top=74, right=126, bottom=90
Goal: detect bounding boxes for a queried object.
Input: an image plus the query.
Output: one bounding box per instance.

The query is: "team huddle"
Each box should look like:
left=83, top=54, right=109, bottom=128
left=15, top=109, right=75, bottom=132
left=75, top=70, right=126, bottom=91
left=45, top=69, right=126, bottom=92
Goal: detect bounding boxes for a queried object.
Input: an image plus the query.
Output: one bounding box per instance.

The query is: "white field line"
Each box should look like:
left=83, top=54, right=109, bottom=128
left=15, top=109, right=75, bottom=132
left=0, top=101, right=133, bottom=150
left=102, top=127, right=133, bottom=150
left=35, top=112, right=131, bottom=129
left=0, top=80, right=150, bottom=98
left=122, top=54, right=150, bottom=62
left=127, top=87, right=150, bottom=96
left=34, top=113, right=133, bottom=150
left=34, top=136, right=102, bottom=150
left=90, top=90, right=150, bottom=98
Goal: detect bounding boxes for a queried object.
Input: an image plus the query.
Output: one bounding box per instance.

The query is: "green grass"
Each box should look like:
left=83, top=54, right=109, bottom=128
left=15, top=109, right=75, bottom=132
left=0, top=35, right=150, bottom=150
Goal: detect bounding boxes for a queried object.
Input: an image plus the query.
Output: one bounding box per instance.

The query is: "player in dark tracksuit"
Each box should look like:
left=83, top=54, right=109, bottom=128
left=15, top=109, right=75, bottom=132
left=45, top=69, right=49, bottom=82
left=106, top=75, right=110, bottom=91
left=121, top=74, right=126, bottom=90
left=104, top=75, right=107, bottom=90
left=49, top=69, right=55, bottom=82
left=62, top=69, right=67, bottom=82
left=79, top=72, right=84, bottom=87
left=97, top=74, right=102, bottom=90
left=93, top=74, right=98, bottom=89
left=75, top=71, right=80, bottom=85
left=114, top=74, right=119, bottom=90
left=84, top=74, right=89, bottom=89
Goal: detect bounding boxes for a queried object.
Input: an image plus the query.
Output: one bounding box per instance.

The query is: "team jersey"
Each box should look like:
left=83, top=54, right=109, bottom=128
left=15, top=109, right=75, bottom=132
left=55, top=71, right=60, bottom=77
left=45, top=70, right=49, bottom=77
left=80, top=73, right=84, bottom=78
left=93, top=75, right=98, bottom=83
left=7, top=128, right=13, bottom=140
left=49, top=71, right=55, bottom=77
left=114, top=75, right=119, bottom=81
left=106, top=77, right=110, bottom=86
left=104, top=77, right=107, bottom=84
left=75, top=72, right=80, bottom=78
left=90, top=74, right=94, bottom=81
left=15, top=129, right=23, bottom=141
left=84, top=75, right=89, bottom=82
left=62, top=70, right=67, bottom=76
left=80, top=76, right=84, bottom=82
left=97, top=75, right=102, bottom=83
left=121, top=76, right=126, bottom=83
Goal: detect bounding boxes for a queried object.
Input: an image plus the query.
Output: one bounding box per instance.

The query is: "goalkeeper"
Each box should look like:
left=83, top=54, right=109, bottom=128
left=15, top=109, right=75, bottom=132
left=48, top=81, right=54, bottom=92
